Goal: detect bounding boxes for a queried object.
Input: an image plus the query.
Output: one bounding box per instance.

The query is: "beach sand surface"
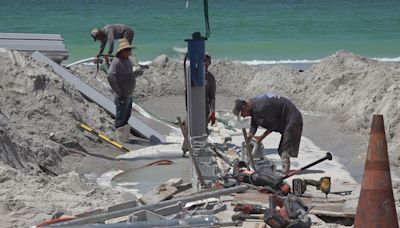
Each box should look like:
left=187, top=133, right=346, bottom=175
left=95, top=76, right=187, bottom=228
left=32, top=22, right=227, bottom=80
left=0, top=48, right=399, bottom=226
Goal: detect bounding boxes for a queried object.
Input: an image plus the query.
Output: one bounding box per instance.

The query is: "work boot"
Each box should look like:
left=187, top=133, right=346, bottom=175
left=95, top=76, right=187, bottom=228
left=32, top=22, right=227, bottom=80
left=116, top=125, right=130, bottom=143
left=116, top=127, right=125, bottom=143
left=281, top=152, right=290, bottom=175
left=123, top=125, right=131, bottom=143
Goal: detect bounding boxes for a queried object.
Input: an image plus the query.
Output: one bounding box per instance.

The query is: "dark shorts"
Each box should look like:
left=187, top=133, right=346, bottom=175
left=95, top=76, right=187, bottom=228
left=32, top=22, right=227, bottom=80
left=278, top=118, right=303, bottom=158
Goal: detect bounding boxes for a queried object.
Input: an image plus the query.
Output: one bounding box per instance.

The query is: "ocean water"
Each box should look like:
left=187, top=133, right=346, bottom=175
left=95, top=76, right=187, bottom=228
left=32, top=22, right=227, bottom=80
left=1, top=0, right=399, bottom=64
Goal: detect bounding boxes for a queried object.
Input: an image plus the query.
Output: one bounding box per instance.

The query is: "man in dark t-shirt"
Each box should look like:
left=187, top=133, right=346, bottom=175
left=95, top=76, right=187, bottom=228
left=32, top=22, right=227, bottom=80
left=233, top=93, right=303, bottom=174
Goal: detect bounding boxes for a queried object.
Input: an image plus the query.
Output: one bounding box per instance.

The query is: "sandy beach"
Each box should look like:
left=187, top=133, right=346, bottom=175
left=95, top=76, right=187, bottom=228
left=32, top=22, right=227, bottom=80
left=1, top=48, right=400, bottom=227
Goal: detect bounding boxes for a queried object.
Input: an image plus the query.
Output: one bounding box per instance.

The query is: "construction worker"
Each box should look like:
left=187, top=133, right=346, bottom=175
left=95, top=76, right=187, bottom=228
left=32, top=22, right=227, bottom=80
left=107, top=38, right=136, bottom=143
left=181, top=54, right=216, bottom=155
left=232, top=93, right=303, bottom=175
left=205, top=54, right=216, bottom=126
left=91, top=24, right=134, bottom=60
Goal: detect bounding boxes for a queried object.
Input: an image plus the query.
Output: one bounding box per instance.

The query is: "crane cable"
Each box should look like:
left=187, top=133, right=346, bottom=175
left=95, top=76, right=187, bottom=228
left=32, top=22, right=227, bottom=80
left=204, top=0, right=210, bottom=39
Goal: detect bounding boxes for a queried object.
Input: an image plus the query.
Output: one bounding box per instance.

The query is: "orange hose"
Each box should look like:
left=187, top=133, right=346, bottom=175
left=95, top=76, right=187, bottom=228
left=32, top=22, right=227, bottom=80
left=111, top=159, right=173, bottom=181
left=36, top=216, right=76, bottom=227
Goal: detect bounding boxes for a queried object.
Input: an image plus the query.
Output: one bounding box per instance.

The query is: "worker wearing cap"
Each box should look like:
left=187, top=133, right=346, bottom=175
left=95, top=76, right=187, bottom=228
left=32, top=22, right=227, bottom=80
left=233, top=93, right=303, bottom=174
left=107, top=38, right=136, bottom=143
left=205, top=54, right=216, bottom=126
left=91, top=24, right=134, bottom=59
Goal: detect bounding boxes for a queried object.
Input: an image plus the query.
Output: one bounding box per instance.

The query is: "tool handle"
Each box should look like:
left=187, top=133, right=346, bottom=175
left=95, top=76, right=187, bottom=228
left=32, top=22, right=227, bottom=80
left=242, top=128, right=256, bottom=170
left=274, top=152, right=332, bottom=186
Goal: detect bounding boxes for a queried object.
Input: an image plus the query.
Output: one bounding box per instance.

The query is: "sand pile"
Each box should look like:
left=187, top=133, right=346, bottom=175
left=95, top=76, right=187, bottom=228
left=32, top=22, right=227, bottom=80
left=0, top=48, right=129, bottom=227
left=2, top=48, right=398, bottom=226
left=231, top=51, right=400, bottom=170
left=0, top=48, right=115, bottom=168
left=298, top=51, right=400, bottom=169
left=0, top=165, right=131, bottom=227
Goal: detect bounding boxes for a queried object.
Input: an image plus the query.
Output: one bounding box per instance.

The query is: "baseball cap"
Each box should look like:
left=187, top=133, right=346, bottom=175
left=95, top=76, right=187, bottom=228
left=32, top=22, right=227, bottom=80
left=233, top=99, right=246, bottom=120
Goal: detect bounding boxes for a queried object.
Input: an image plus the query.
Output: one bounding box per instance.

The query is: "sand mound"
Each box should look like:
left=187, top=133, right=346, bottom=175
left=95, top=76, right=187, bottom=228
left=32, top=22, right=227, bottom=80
left=0, top=48, right=115, bottom=168
left=0, top=49, right=131, bottom=227
left=0, top=165, right=130, bottom=227
left=298, top=51, right=400, bottom=168
left=1, top=48, right=400, bottom=226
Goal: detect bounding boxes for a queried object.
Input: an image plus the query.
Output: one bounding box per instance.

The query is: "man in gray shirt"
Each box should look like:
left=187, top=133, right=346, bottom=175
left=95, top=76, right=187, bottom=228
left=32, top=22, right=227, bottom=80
left=233, top=93, right=303, bottom=174
left=91, top=24, right=134, bottom=58
left=107, top=38, right=136, bottom=142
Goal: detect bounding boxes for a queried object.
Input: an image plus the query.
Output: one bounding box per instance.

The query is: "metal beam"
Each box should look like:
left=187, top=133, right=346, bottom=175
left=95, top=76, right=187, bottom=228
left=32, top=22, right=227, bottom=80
left=48, top=185, right=248, bottom=226
left=31, top=51, right=166, bottom=144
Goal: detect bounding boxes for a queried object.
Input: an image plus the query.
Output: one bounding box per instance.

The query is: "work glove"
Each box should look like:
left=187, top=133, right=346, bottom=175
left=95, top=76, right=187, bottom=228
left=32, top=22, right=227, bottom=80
left=209, top=112, right=216, bottom=126
left=254, top=136, right=264, bottom=144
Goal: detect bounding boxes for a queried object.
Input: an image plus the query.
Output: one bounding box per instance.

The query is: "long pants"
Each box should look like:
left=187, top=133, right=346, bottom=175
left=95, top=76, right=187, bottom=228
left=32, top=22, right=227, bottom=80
left=114, top=96, right=133, bottom=128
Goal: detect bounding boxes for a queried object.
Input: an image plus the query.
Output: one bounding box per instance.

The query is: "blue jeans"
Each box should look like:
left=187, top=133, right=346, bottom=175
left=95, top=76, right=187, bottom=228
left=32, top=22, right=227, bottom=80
left=114, top=96, right=133, bottom=128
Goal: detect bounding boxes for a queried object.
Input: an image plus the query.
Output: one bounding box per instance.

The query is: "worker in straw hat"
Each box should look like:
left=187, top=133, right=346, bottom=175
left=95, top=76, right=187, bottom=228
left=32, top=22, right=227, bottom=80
left=232, top=93, right=303, bottom=175
left=107, top=38, right=136, bottom=143
left=91, top=24, right=134, bottom=59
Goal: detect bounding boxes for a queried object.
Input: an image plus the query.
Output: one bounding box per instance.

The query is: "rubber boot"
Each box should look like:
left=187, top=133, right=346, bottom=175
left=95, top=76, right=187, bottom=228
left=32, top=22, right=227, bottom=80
left=122, top=125, right=130, bottom=143
left=116, top=127, right=125, bottom=143
left=281, top=151, right=290, bottom=175
left=116, top=125, right=130, bottom=143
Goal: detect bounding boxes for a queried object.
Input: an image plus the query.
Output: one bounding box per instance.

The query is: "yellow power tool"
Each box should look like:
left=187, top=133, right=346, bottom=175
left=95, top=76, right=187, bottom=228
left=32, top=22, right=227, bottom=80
left=292, top=176, right=331, bottom=198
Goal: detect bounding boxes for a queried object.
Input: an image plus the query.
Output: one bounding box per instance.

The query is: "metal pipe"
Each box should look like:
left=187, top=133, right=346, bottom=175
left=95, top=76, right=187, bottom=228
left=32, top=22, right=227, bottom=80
left=177, top=117, right=206, bottom=187
left=242, top=128, right=256, bottom=170
left=211, top=146, right=234, bottom=166
left=49, top=185, right=248, bottom=226
left=54, top=216, right=231, bottom=228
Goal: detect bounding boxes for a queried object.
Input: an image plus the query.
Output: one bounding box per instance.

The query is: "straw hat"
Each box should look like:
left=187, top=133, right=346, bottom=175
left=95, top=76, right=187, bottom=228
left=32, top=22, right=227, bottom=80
left=115, top=38, right=133, bottom=56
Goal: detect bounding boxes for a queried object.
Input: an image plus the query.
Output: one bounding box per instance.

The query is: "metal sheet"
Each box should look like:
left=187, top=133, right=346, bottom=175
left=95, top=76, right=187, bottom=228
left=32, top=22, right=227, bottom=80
left=0, top=39, right=64, bottom=46
left=0, top=33, right=63, bottom=40
left=31, top=51, right=166, bottom=144
left=0, top=43, right=66, bottom=51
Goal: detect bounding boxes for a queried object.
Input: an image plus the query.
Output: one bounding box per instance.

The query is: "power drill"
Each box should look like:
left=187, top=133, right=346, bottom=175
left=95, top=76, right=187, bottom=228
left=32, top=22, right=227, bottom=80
left=292, top=176, right=331, bottom=198
left=233, top=203, right=266, bottom=215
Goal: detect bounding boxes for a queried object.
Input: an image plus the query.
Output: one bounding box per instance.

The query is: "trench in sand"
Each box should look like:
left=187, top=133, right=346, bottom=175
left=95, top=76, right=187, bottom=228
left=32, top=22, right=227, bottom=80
left=100, top=95, right=366, bottom=198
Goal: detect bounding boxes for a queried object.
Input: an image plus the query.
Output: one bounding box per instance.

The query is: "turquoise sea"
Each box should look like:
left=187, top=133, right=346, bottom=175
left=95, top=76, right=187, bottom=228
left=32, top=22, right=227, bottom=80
left=1, top=0, right=399, bottom=64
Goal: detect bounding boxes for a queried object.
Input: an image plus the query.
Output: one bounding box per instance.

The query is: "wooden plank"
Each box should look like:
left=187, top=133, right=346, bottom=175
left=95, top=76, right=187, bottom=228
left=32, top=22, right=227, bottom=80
left=232, top=190, right=270, bottom=205
left=139, top=178, right=183, bottom=205
left=310, top=209, right=355, bottom=218
left=0, top=33, right=63, bottom=40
